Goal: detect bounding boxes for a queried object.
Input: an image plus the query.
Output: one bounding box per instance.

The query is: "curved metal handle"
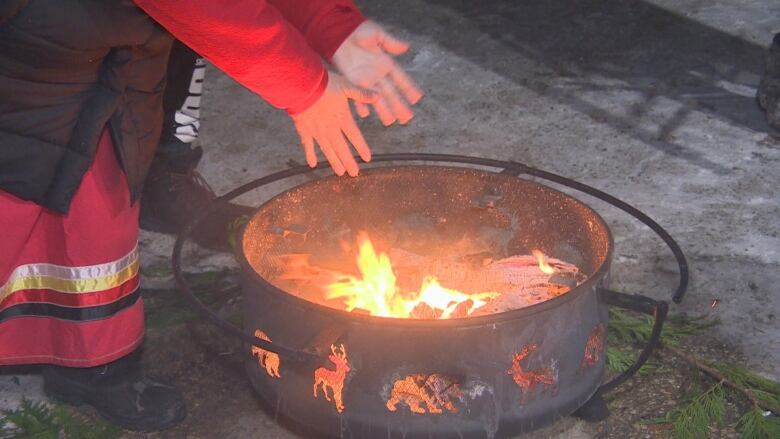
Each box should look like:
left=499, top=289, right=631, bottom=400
left=172, top=200, right=320, bottom=362
left=171, top=153, right=687, bottom=363
left=596, top=288, right=668, bottom=394
left=500, top=160, right=688, bottom=304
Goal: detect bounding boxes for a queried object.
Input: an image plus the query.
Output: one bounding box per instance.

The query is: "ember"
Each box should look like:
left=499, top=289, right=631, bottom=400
left=278, top=233, right=585, bottom=319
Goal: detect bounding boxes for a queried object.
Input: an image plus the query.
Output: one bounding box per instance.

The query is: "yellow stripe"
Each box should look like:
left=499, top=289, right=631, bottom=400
left=0, top=259, right=139, bottom=304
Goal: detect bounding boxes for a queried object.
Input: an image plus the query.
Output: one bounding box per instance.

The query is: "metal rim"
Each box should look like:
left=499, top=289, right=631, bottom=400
left=236, top=164, right=615, bottom=329
left=172, top=153, right=689, bottom=361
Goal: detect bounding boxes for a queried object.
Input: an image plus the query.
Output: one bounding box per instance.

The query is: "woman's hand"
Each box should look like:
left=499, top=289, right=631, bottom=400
left=332, top=21, right=423, bottom=126
left=290, top=73, right=377, bottom=177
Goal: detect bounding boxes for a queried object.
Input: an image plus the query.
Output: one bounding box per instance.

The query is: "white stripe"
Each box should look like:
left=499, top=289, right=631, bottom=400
left=0, top=246, right=139, bottom=288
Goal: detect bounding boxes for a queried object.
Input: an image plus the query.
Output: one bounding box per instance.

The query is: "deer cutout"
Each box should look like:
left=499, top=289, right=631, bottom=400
left=507, top=344, right=557, bottom=405
left=313, top=344, right=350, bottom=413
left=251, top=330, right=281, bottom=378
left=580, top=323, right=606, bottom=369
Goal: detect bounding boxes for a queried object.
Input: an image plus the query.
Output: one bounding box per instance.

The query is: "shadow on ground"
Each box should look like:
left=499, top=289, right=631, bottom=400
left=363, top=0, right=771, bottom=174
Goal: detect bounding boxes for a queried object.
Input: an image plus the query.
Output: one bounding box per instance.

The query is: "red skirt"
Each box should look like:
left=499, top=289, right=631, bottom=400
left=0, top=129, right=144, bottom=367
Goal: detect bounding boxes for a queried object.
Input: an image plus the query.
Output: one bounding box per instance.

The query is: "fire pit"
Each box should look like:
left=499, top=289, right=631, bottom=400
left=173, top=154, right=687, bottom=438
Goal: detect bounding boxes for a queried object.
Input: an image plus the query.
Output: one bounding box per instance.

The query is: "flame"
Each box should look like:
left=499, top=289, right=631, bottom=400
left=532, top=249, right=555, bottom=275
left=325, top=233, right=499, bottom=319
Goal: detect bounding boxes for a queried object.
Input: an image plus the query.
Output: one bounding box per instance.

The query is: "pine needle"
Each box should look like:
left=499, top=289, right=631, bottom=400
left=606, top=346, right=658, bottom=375
left=716, top=364, right=780, bottom=414
left=607, top=308, right=717, bottom=347
left=738, top=407, right=780, bottom=439
left=0, top=400, right=120, bottom=439
left=664, top=383, right=726, bottom=439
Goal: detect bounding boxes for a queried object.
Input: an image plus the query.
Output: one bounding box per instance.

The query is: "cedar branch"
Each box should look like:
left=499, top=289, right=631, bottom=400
left=664, top=344, right=780, bottom=416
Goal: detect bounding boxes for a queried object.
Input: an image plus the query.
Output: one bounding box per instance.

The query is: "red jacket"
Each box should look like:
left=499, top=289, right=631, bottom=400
left=133, top=0, right=365, bottom=114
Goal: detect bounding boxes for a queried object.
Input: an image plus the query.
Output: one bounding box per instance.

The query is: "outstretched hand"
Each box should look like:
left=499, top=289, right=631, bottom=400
left=290, top=73, right=377, bottom=177
left=332, top=21, right=423, bottom=126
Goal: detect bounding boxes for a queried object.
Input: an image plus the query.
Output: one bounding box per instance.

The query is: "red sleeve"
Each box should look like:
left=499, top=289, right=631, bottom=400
left=268, top=0, right=365, bottom=62
left=133, top=0, right=327, bottom=114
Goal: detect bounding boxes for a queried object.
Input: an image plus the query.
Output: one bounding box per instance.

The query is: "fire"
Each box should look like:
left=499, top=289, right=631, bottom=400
left=278, top=232, right=567, bottom=319
left=531, top=249, right=555, bottom=275
left=325, top=233, right=499, bottom=319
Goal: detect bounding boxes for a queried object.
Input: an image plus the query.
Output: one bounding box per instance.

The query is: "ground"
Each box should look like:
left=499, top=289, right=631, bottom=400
left=1, top=0, right=778, bottom=438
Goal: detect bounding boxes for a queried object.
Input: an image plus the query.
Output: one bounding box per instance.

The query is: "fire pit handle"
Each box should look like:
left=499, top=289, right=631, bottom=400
left=499, top=161, right=688, bottom=304
left=172, top=202, right=322, bottom=363
left=596, top=288, right=669, bottom=394
left=171, top=153, right=687, bottom=366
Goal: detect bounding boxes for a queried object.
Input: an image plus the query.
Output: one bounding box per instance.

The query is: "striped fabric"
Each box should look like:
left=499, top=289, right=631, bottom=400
left=0, top=128, right=144, bottom=367
left=0, top=247, right=141, bottom=322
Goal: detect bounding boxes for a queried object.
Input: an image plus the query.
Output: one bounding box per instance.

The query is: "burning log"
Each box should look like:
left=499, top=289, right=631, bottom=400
left=276, top=233, right=585, bottom=319
left=409, top=302, right=443, bottom=319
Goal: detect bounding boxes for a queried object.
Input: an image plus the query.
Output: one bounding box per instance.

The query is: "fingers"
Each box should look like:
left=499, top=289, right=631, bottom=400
left=354, top=102, right=370, bottom=118
left=371, top=97, right=397, bottom=126
left=293, top=121, right=319, bottom=168
left=378, top=78, right=413, bottom=125
left=377, top=29, right=409, bottom=55
left=301, top=134, right=317, bottom=168
left=341, top=83, right=378, bottom=104
left=328, top=132, right=360, bottom=177
left=342, top=116, right=372, bottom=163
left=318, top=136, right=346, bottom=177
left=388, top=65, right=423, bottom=105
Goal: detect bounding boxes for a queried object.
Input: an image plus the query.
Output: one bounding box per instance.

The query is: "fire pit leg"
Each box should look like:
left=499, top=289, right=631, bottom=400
left=572, top=393, right=609, bottom=422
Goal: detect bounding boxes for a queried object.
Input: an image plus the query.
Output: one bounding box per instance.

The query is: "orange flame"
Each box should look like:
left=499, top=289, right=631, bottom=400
left=325, top=233, right=499, bottom=319
left=531, top=249, right=555, bottom=275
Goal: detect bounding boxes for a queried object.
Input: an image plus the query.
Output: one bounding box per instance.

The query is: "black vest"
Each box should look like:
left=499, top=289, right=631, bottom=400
left=0, top=0, right=173, bottom=213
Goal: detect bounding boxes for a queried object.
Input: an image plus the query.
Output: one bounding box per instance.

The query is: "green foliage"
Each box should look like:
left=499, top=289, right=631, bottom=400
left=606, top=346, right=635, bottom=373
left=605, top=346, right=657, bottom=375
left=605, top=308, right=780, bottom=438
left=662, top=383, right=726, bottom=439
left=605, top=307, right=706, bottom=378
left=0, top=400, right=120, bottom=439
left=738, top=407, right=780, bottom=439
left=716, top=364, right=780, bottom=415
left=607, top=308, right=717, bottom=347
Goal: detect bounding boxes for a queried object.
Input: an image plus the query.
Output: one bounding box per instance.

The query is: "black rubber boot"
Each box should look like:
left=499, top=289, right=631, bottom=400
left=757, top=33, right=780, bottom=139
left=42, top=351, right=186, bottom=432
left=140, top=141, right=254, bottom=251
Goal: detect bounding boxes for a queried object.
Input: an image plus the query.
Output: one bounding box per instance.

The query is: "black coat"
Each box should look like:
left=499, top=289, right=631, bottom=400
left=0, top=0, right=173, bottom=213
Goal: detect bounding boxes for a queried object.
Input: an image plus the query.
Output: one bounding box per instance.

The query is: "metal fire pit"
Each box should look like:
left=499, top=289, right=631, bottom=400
left=172, top=154, right=688, bottom=439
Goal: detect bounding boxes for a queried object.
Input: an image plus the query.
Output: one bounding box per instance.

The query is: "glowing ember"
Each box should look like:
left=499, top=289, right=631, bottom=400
left=325, top=233, right=499, bottom=319
left=507, top=344, right=557, bottom=404
left=313, top=344, right=350, bottom=413
left=531, top=249, right=555, bottom=275
left=252, top=330, right=281, bottom=378
left=386, top=374, right=462, bottom=414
